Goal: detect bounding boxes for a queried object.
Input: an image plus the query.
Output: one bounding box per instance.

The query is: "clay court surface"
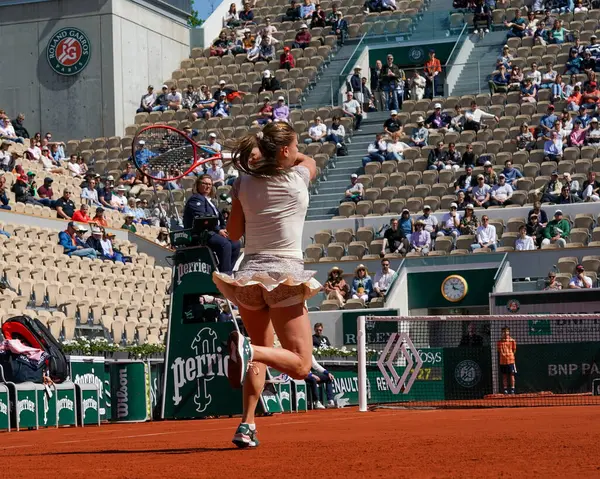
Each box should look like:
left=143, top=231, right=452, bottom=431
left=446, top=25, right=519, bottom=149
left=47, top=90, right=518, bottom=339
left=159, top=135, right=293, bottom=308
left=1, top=407, right=599, bottom=478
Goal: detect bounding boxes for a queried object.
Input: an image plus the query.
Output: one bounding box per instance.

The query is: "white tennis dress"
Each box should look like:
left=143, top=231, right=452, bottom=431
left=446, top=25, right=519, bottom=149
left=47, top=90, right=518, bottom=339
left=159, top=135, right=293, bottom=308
left=213, top=165, right=321, bottom=310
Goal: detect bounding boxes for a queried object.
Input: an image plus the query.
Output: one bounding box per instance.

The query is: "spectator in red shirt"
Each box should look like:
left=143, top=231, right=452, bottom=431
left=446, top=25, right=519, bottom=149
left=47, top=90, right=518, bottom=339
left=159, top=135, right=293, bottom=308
left=256, top=96, right=274, bottom=125
left=72, top=203, right=91, bottom=223
left=37, top=176, right=56, bottom=208
left=293, top=24, right=311, bottom=49
left=279, top=46, right=295, bottom=71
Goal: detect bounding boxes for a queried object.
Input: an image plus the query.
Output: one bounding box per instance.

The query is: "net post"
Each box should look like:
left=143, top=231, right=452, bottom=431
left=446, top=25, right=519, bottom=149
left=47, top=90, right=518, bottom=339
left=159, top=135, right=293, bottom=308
left=358, top=315, right=367, bottom=412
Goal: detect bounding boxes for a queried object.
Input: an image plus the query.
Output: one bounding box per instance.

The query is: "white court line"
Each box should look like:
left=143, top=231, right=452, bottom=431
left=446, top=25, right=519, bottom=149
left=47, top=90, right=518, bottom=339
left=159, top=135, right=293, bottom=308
left=0, top=411, right=405, bottom=452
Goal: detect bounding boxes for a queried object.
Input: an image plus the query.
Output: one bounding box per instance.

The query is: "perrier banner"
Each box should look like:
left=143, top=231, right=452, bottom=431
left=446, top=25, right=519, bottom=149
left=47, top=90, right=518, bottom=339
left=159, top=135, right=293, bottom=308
left=161, top=245, right=243, bottom=419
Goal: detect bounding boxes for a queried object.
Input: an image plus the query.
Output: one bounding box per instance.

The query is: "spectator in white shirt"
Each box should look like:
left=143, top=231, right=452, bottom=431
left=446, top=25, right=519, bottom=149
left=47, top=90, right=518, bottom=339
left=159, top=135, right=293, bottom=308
left=67, top=154, right=83, bottom=177
left=0, top=119, right=23, bottom=144
left=372, top=259, right=396, bottom=299
left=437, top=203, right=461, bottom=239
left=26, top=138, right=41, bottom=161
left=40, top=148, right=66, bottom=174
left=386, top=133, right=411, bottom=161
left=206, top=160, right=225, bottom=187
left=471, top=174, right=492, bottom=208
left=490, top=174, right=514, bottom=206
left=464, top=101, right=499, bottom=132
left=167, top=86, right=183, bottom=110
left=137, top=85, right=156, bottom=113
left=363, top=133, right=387, bottom=166
left=515, top=225, right=535, bottom=251
left=569, top=264, right=593, bottom=289
left=111, top=185, right=128, bottom=211
left=417, top=204, right=438, bottom=235
left=81, top=178, right=101, bottom=207
left=342, top=91, right=363, bottom=130
left=471, top=215, right=497, bottom=252
left=0, top=141, right=13, bottom=171
left=305, top=117, right=327, bottom=144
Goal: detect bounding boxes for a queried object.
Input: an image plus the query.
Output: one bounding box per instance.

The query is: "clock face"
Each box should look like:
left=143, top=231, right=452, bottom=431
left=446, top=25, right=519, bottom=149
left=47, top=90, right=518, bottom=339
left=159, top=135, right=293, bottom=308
left=442, top=275, right=468, bottom=302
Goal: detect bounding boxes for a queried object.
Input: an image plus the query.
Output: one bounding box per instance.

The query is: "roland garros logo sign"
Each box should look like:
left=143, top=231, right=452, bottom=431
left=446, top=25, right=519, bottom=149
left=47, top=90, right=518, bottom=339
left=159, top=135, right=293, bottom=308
left=47, top=28, right=91, bottom=76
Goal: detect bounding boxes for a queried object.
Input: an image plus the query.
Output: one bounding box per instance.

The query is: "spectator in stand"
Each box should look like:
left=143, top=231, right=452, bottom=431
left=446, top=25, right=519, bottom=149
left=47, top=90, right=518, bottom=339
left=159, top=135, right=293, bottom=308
left=330, top=11, right=348, bottom=46
left=258, top=70, right=280, bottom=94
left=50, top=143, right=65, bottom=164
left=122, top=213, right=137, bottom=233
left=569, top=120, right=587, bottom=147
left=398, top=208, right=414, bottom=239
left=98, top=178, right=115, bottom=210
left=260, top=17, right=278, bottom=38
left=461, top=143, right=477, bottom=167
left=152, top=85, right=169, bottom=111
left=456, top=190, right=468, bottom=210
left=471, top=215, right=496, bottom=252
left=322, top=267, right=349, bottom=308
left=313, top=322, right=332, bottom=348
left=427, top=141, right=447, bottom=170
left=326, top=116, right=345, bottom=147
left=526, top=62, right=542, bottom=88
left=473, top=0, right=491, bottom=34
left=155, top=227, right=170, bottom=248
left=410, top=116, right=428, bottom=147
left=82, top=178, right=102, bottom=207
left=213, top=92, right=230, bottom=118
left=410, top=220, right=431, bottom=255
left=386, top=133, right=410, bottom=161
left=58, top=222, right=97, bottom=259
left=438, top=203, right=461, bottom=240
left=273, top=96, right=290, bottom=123
left=490, top=174, right=513, bottom=206
left=256, top=97, right=274, bottom=125
left=483, top=161, right=497, bottom=186
left=91, top=207, right=108, bottom=228
left=362, top=133, right=387, bottom=165
left=508, top=65, right=523, bottom=91
left=119, top=163, right=137, bottom=193
left=536, top=170, right=562, bottom=203
left=0, top=119, right=23, bottom=144
left=0, top=141, right=13, bottom=172
left=426, top=103, right=451, bottom=131
left=193, top=85, right=217, bottom=120
left=0, top=174, right=10, bottom=210
left=293, top=24, right=312, bottom=49
left=504, top=8, right=527, bottom=38
left=224, top=3, right=240, bottom=28
left=351, top=264, right=373, bottom=303
left=206, top=160, right=225, bottom=188
left=26, top=138, right=41, bottom=161
left=471, top=174, right=492, bottom=208
left=564, top=48, right=583, bottom=75
left=464, top=101, right=499, bottom=132
left=520, top=78, right=537, bottom=103
left=381, top=54, right=403, bottom=110
left=279, top=46, right=295, bottom=71
left=371, top=59, right=384, bottom=111
left=582, top=171, right=600, bottom=202
left=101, top=229, right=129, bottom=263
left=445, top=142, right=461, bottom=170
left=136, top=85, right=156, bottom=113
left=350, top=67, right=363, bottom=103
left=542, top=209, right=570, bottom=248
left=72, top=204, right=91, bottom=223
left=527, top=202, right=549, bottom=228
left=111, top=185, right=128, bottom=212
left=586, top=117, right=600, bottom=144
left=211, top=31, right=230, bottom=57
left=489, top=65, right=510, bottom=94
left=526, top=213, right=544, bottom=248
left=459, top=204, right=478, bottom=236
left=306, top=117, right=327, bottom=144
left=557, top=183, right=582, bottom=204
left=418, top=205, right=438, bottom=236
left=55, top=188, right=75, bottom=219
left=300, top=0, right=315, bottom=19
left=548, top=19, right=568, bottom=45
left=305, top=356, right=336, bottom=409
left=65, top=154, right=82, bottom=178
left=344, top=173, right=363, bottom=203
left=12, top=114, right=29, bottom=139
left=343, top=91, right=363, bottom=131
left=283, top=0, right=301, bottom=21
left=497, top=45, right=513, bottom=70
left=424, top=49, right=442, bottom=99
left=382, top=217, right=410, bottom=255
left=410, top=70, right=426, bottom=102
left=248, top=36, right=275, bottom=62
left=540, top=62, right=558, bottom=89
left=372, top=259, right=396, bottom=299
left=239, top=2, right=255, bottom=26
left=383, top=110, right=402, bottom=136
left=39, top=147, right=65, bottom=174
left=35, top=176, right=54, bottom=207
left=515, top=123, right=535, bottom=151
left=562, top=172, right=580, bottom=196
left=310, top=7, right=326, bottom=28
left=455, top=165, right=476, bottom=197
left=537, top=104, right=558, bottom=138
left=502, top=159, right=523, bottom=190
left=569, top=264, right=593, bottom=289
left=12, top=174, right=43, bottom=206
left=182, top=84, right=199, bottom=111
left=544, top=271, right=562, bottom=290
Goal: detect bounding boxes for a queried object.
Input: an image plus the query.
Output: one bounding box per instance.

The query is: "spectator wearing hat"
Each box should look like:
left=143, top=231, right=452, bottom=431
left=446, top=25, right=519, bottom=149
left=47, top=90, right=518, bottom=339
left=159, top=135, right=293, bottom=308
left=455, top=165, right=476, bottom=197
left=410, top=220, right=431, bottom=255
left=582, top=171, right=600, bottom=202
left=541, top=209, right=570, bottom=248
left=471, top=174, right=492, bottom=208
left=342, top=91, right=363, bottom=131
left=122, top=213, right=137, bottom=233
left=40, top=147, right=66, bottom=174
left=11, top=174, right=43, bottom=206
left=410, top=117, right=428, bottom=147
left=438, top=203, right=461, bottom=240
left=383, top=110, right=402, bottom=137
left=133, top=140, right=156, bottom=168
left=526, top=212, right=544, bottom=247
left=424, top=49, right=442, bottom=99
left=536, top=170, right=562, bottom=203
left=85, top=226, right=106, bottom=258
left=0, top=141, right=13, bottom=172
left=481, top=161, right=496, bottom=186
left=213, top=92, right=230, bottom=118
left=293, top=24, right=311, bottom=49
left=58, top=222, right=97, bottom=258
left=330, top=11, right=348, bottom=45
left=344, top=173, right=363, bottom=203
left=124, top=197, right=146, bottom=223
left=490, top=174, right=513, bottom=206
left=72, top=203, right=91, bottom=223
left=568, top=119, right=587, bottom=147
left=464, top=100, right=499, bottom=132
left=156, top=227, right=170, bottom=248
left=0, top=174, right=10, bottom=211
left=425, top=103, right=451, bottom=131
left=279, top=46, right=295, bottom=71
left=91, top=207, right=108, bottom=228
left=255, top=97, right=274, bottom=126
left=417, top=205, right=438, bottom=235
left=152, top=85, right=169, bottom=112
left=258, top=70, right=280, bottom=94
left=459, top=204, right=478, bottom=236
left=111, top=185, right=128, bottom=212
left=351, top=264, right=373, bottom=303
left=471, top=215, right=497, bottom=252
left=569, top=264, right=593, bottom=289
left=585, top=34, right=600, bottom=59
left=383, top=217, right=410, bottom=256
left=306, top=117, right=327, bottom=144
left=323, top=266, right=349, bottom=307
left=273, top=96, right=290, bottom=123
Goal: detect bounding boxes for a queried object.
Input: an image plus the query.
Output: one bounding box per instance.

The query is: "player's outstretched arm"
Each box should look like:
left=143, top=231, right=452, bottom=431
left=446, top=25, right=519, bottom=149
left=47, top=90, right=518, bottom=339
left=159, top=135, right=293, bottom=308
left=294, top=152, right=317, bottom=181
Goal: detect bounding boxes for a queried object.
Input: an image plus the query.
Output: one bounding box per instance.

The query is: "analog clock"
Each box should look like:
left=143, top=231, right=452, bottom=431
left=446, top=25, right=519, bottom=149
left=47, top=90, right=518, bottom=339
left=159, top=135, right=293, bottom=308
left=441, top=275, right=468, bottom=303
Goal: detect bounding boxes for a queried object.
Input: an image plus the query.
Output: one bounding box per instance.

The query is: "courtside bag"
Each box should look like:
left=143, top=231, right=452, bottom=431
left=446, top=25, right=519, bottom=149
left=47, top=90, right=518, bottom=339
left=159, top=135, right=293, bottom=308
left=1, top=315, right=69, bottom=383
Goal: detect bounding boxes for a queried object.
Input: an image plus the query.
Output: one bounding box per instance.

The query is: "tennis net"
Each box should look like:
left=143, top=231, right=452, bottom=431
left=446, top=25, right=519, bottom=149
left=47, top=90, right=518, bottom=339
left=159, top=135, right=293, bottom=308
left=357, top=314, right=600, bottom=410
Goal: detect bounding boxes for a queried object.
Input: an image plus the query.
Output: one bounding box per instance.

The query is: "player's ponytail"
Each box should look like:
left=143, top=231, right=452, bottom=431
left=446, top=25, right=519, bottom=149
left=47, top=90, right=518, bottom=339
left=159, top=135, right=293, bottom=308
left=232, top=122, right=297, bottom=177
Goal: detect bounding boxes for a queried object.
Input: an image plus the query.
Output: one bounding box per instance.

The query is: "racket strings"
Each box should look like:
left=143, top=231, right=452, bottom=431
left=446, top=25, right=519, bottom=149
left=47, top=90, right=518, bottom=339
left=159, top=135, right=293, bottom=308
left=138, top=129, right=194, bottom=174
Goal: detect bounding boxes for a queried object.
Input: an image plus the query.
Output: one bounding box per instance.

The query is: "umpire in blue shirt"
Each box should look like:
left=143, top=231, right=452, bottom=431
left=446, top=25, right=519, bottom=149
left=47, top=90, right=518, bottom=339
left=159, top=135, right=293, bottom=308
left=183, top=174, right=241, bottom=273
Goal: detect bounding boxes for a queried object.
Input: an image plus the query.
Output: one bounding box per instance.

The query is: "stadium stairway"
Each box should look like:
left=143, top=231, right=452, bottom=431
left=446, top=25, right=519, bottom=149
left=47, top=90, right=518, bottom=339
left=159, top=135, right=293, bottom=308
left=449, top=30, right=506, bottom=97
left=307, top=110, right=390, bottom=221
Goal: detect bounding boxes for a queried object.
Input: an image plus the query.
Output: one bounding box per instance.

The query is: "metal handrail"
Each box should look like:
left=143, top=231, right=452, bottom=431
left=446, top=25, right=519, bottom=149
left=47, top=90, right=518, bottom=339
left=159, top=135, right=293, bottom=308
left=340, top=32, right=368, bottom=80
left=444, top=22, right=469, bottom=69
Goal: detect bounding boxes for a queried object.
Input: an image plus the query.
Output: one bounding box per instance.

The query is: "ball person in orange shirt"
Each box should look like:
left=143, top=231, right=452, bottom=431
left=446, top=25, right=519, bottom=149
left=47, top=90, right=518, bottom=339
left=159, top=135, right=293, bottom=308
left=497, top=326, right=516, bottom=394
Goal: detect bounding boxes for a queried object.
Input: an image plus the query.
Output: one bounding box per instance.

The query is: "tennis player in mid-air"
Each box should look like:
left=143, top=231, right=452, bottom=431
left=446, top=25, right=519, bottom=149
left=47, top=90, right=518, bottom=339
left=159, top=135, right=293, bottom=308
left=212, top=122, right=321, bottom=448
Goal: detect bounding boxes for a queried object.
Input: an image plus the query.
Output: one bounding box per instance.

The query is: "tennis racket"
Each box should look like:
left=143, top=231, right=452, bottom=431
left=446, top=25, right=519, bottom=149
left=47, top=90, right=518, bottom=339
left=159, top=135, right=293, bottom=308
left=131, top=125, right=223, bottom=182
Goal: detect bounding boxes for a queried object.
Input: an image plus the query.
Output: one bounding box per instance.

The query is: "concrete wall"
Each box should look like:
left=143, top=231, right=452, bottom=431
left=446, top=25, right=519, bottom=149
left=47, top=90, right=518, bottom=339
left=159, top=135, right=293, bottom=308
left=194, top=0, right=243, bottom=49
left=0, top=0, right=188, bottom=141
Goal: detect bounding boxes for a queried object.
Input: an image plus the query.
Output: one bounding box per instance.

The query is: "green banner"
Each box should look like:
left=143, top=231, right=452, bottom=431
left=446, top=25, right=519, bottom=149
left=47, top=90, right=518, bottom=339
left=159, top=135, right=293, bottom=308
left=150, top=361, right=164, bottom=420
left=0, top=384, right=9, bottom=430
left=516, top=342, right=600, bottom=394
left=111, top=362, right=151, bottom=422
left=77, top=384, right=101, bottom=425
left=278, top=382, right=293, bottom=412
left=37, top=386, right=57, bottom=428
left=342, top=309, right=398, bottom=346
left=443, top=347, right=493, bottom=400
left=69, top=356, right=111, bottom=421
left=56, top=383, right=77, bottom=427
left=16, top=387, right=38, bottom=429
